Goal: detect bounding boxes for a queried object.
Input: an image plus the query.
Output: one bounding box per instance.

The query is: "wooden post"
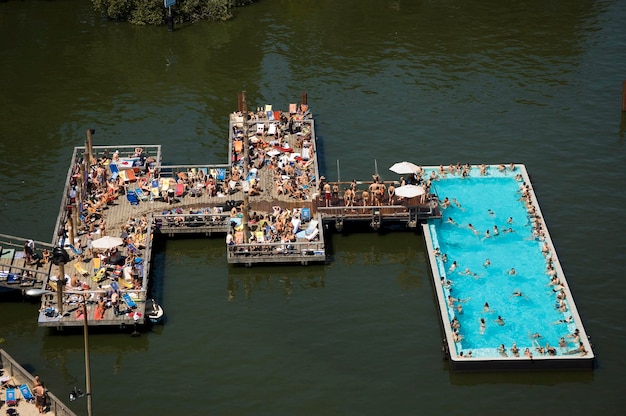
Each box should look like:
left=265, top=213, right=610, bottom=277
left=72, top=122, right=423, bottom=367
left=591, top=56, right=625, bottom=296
left=301, top=92, right=308, bottom=106
left=57, top=263, right=64, bottom=316
left=622, top=80, right=626, bottom=112
left=86, top=129, right=94, bottom=165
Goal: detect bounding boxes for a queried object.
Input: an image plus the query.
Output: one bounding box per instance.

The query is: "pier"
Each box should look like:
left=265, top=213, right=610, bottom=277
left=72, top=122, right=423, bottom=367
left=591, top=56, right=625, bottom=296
left=20, top=98, right=441, bottom=330
left=1, top=96, right=593, bottom=371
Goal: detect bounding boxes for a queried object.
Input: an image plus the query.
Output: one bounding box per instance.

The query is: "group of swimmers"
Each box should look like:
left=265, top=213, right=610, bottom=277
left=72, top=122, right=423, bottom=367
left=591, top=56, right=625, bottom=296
left=429, top=164, right=587, bottom=358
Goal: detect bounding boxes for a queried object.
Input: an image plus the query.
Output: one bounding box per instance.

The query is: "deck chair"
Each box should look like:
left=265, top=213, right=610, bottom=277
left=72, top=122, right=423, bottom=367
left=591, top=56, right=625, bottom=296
left=92, top=257, right=101, bottom=274
left=126, top=192, right=139, bottom=205
left=216, top=169, right=226, bottom=181
left=123, top=293, right=137, bottom=309
left=135, top=188, right=148, bottom=201
left=5, top=387, right=17, bottom=406
left=109, top=163, right=120, bottom=180
left=75, top=261, right=90, bottom=277
left=301, top=208, right=311, bottom=223
left=120, top=169, right=136, bottom=182
left=68, top=243, right=82, bottom=255
left=268, top=123, right=277, bottom=136
left=234, top=139, right=244, bottom=153
left=127, top=243, right=138, bottom=254
left=175, top=183, right=185, bottom=197
left=92, top=267, right=106, bottom=282
left=289, top=103, right=297, bottom=114
left=19, top=383, right=34, bottom=403
left=150, top=179, right=160, bottom=200
left=256, top=123, right=265, bottom=135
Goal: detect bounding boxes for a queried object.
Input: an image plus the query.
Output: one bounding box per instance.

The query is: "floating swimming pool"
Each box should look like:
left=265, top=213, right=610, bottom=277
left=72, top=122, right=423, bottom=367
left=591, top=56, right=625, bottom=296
left=422, top=164, right=594, bottom=371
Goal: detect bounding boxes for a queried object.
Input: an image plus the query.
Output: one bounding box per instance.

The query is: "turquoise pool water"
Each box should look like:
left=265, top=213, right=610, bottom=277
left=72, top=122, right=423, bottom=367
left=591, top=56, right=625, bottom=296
left=425, top=167, right=578, bottom=358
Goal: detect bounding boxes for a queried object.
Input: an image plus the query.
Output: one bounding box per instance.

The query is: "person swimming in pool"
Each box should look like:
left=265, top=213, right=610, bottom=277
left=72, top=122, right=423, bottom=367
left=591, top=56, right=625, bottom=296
left=483, top=258, right=491, bottom=267
left=484, top=230, right=491, bottom=239
left=508, top=268, right=517, bottom=276
left=468, top=223, right=479, bottom=235
left=487, top=208, right=496, bottom=216
left=532, top=339, right=546, bottom=355
left=507, top=216, right=514, bottom=224
left=461, top=268, right=478, bottom=278
left=524, top=348, right=533, bottom=359
left=452, top=198, right=462, bottom=209
left=479, top=318, right=486, bottom=334
left=483, top=302, right=492, bottom=313
left=493, top=225, right=499, bottom=236
left=494, top=316, right=505, bottom=326
left=553, top=315, right=573, bottom=325
left=498, top=344, right=507, bottom=357
left=442, top=253, right=448, bottom=263
left=448, top=261, right=457, bottom=273
left=510, top=289, right=528, bottom=299
left=447, top=217, right=457, bottom=225
left=511, top=342, right=520, bottom=357
left=558, top=337, right=567, bottom=348
left=529, top=332, right=542, bottom=339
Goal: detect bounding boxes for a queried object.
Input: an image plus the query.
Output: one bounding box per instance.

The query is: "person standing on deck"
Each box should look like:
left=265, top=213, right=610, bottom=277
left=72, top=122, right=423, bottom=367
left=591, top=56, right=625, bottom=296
left=24, top=239, right=35, bottom=264
left=323, top=182, right=331, bottom=207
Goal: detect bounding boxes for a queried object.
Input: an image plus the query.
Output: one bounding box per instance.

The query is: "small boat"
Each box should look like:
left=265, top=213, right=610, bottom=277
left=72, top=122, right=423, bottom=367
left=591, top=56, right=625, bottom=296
left=145, top=298, right=164, bottom=324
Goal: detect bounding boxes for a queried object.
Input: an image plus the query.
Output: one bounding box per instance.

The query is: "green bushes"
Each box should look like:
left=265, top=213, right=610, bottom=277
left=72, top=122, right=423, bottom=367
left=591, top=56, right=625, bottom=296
left=91, top=0, right=257, bottom=25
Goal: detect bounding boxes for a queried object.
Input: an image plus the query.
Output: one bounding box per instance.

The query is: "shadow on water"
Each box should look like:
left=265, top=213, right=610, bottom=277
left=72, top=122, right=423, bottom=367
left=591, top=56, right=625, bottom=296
left=448, top=368, right=594, bottom=386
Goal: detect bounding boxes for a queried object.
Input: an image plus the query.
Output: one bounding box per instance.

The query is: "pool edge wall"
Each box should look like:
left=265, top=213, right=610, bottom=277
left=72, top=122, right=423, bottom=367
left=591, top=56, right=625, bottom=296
left=421, top=163, right=595, bottom=372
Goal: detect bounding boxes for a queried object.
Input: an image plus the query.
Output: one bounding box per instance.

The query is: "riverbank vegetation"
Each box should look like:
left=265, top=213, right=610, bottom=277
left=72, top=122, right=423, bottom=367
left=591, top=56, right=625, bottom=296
left=92, top=0, right=257, bottom=25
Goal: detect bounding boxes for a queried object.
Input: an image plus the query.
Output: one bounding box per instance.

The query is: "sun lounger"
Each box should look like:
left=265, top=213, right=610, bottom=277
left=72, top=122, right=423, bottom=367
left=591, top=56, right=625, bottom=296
left=68, top=243, right=82, bottom=255
left=7, top=273, right=20, bottom=284
left=19, top=383, right=34, bottom=402
left=109, top=163, right=120, bottom=180
left=216, top=168, right=226, bottom=181
left=234, top=140, right=244, bottom=153
left=289, top=103, right=297, bottom=114
left=256, top=123, right=265, bottom=135
left=123, top=293, right=137, bottom=309
left=120, top=168, right=136, bottom=182
left=75, top=262, right=89, bottom=276
left=5, top=387, right=17, bottom=406
left=135, top=188, right=148, bottom=201
left=92, top=267, right=106, bottom=282
left=126, top=192, right=139, bottom=205
left=301, top=208, right=311, bottom=223
left=175, top=183, right=185, bottom=197
left=268, top=123, right=277, bottom=136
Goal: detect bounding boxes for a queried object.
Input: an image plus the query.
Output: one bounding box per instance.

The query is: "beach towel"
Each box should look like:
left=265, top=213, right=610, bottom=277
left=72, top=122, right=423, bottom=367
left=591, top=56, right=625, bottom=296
left=94, top=306, right=105, bottom=320
left=19, top=384, right=34, bottom=402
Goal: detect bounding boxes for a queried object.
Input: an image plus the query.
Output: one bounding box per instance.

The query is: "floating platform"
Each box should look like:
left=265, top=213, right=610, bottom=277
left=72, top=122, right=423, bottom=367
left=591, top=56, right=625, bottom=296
left=421, top=164, right=594, bottom=371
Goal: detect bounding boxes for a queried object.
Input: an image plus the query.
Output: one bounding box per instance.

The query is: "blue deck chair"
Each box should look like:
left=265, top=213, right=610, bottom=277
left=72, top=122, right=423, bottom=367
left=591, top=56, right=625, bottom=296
left=135, top=188, right=148, bottom=201
left=68, top=244, right=83, bottom=255
left=5, top=387, right=17, bottom=406
left=216, top=168, right=226, bottom=181
left=127, top=242, right=138, bottom=254
left=123, top=293, right=137, bottom=309
left=109, top=163, right=120, bottom=180
left=301, top=208, right=311, bottom=223
left=19, top=384, right=34, bottom=402
left=126, top=192, right=139, bottom=205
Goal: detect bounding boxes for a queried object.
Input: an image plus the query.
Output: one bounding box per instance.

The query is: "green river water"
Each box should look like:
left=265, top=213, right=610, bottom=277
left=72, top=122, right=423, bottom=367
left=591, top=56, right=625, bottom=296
left=1, top=1, right=626, bottom=415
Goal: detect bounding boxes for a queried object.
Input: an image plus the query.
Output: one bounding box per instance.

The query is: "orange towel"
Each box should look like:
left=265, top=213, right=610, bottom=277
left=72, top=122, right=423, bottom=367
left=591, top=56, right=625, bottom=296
left=234, top=140, right=243, bottom=153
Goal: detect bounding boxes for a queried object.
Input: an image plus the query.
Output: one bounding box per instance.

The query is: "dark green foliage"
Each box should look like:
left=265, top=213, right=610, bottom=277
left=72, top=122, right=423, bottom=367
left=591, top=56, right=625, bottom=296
left=91, top=0, right=257, bottom=25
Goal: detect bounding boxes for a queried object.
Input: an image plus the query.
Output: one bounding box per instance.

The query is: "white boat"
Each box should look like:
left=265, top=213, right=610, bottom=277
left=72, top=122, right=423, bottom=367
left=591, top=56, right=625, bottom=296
left=145, top=298, right=164, bottom=324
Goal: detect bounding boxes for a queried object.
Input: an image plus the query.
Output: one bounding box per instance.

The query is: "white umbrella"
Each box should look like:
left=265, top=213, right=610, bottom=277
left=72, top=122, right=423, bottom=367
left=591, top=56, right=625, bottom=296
left=389, top=161, right=421, bottom=175
left=91, top=235, right=124, bottom=250
left=395, top=184, right=426, bottom=198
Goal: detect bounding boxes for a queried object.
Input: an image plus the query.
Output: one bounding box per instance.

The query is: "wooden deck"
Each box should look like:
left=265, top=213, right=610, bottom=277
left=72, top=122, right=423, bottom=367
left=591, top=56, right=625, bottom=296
left=0, top=234, right=54, bottom=293
left=26, top=101, right=442, bottom=327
